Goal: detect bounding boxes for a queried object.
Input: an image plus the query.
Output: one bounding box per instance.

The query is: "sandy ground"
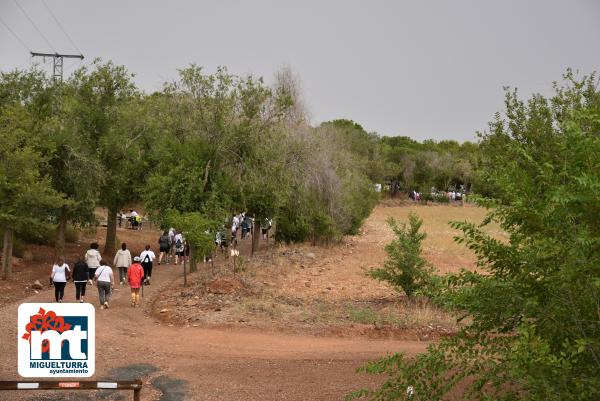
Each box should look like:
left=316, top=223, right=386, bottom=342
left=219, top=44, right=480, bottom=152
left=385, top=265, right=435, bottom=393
left=0, top=202, right=494, bottom=400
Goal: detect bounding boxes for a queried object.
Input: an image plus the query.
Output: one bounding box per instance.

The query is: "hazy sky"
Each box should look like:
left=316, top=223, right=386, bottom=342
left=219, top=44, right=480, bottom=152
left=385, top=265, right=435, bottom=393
left=1, top=0, right=599, bottom=141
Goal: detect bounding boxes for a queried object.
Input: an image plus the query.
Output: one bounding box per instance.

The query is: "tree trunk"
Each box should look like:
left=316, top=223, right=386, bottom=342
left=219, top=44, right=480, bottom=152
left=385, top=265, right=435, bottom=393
left=2, top=228, right=14, bottom=280
left=251, top=219, right=260, bottom=256
left=55, top=205, right=68, bottom=258
left=189, top=244, right=197, bottom=273
left=104, top=206, right=118, bottom=256
left=183, top=248, right=187, bottom=287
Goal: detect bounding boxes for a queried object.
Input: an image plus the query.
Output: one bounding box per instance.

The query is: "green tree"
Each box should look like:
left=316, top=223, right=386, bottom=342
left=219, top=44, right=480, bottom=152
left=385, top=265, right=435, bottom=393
left=0, top=69, right=62, bottom=278
left=353, top=71, right=600, bottom=401
left=368, top=213, right=430, bottom=297
left=68, top=60, right=139, bottom=255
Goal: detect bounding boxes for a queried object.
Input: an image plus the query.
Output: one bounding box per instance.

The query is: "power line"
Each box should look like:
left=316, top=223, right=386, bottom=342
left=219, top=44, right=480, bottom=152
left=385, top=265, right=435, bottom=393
left=0, top=14, right=31, bottom=51
left=12, top=0, right=56, bottom=53
left=41, top=0, right=82, bottom=55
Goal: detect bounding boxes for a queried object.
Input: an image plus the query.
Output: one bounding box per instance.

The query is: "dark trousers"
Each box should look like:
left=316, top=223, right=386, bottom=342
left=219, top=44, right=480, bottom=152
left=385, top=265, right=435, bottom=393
left=142, top=262, right=152, bottom=280
left=53, top=282, right=66, bottom=302
left=75, top=282, right=87, bottom=300
left=88, top=267, right=97, bottom=279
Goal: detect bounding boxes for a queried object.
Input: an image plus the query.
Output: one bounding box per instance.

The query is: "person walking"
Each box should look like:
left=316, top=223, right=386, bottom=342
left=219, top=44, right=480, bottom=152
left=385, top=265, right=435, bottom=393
left=168, top=227, right=175, bottom=263
left=84, top=242, right=102, bottom=284
left=139, top=245, right=156, bottom=285
left=113, top=242, right=132, bottom=285
left=174, top=231, right=185, bottom=265
left=128, top=256, right=144, bottom=307
left=158, top=230, right=171, bottom=265
left=72, top=258, right=88, bottom=303
left=50, top=257, right=70, bottom=303
left=94, top=261, right=114, bottom=309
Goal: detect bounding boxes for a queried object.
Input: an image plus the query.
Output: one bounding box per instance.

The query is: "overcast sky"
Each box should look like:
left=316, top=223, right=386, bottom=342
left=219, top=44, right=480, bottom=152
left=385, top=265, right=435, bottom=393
left=1, top=0, right=599, bottom=141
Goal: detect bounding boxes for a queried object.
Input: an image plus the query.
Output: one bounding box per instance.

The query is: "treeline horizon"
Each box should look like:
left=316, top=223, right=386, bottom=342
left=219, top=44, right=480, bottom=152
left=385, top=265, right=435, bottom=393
left=0, top=60, right=479, bottom=279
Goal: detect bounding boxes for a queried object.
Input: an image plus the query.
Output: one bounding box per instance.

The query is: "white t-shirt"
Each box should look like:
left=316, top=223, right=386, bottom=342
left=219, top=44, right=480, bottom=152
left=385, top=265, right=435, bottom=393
left=52, top=263, right=70, bottom=283
left=139, top=250, right=156, bottom=264
left=95, top=265, right=113, bottom=282
left=174, top=233, right=184, bottom=251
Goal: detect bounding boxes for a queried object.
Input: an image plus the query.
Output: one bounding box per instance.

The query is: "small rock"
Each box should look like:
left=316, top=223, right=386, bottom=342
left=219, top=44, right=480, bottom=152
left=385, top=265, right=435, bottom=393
left=184, top=300, right=198, bottom=307
left=306, top=252, right=316, bottom=259
left=326, top=287, right=332, bottom=290
left=214, top=308, right=221, bottom=312
left=160, top=309, right=169, bottom=313
left=304, top=282, right=311, bottom=287
left=32, top=280, right=43, bottom=290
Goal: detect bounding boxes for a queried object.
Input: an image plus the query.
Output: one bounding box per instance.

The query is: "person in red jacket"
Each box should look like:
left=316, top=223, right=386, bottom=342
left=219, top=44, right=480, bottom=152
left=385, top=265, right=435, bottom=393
left=128, top=256, right=145, bottom=307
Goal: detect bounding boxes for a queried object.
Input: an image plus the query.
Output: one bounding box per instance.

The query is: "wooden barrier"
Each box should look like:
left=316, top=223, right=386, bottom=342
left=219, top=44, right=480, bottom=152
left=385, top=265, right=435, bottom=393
left=0, top=380, right=142, bottom=400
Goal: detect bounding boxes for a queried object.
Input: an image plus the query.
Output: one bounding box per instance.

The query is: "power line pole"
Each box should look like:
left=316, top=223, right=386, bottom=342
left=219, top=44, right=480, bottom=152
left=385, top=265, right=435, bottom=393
left=30, top=52, right=84, bottom=83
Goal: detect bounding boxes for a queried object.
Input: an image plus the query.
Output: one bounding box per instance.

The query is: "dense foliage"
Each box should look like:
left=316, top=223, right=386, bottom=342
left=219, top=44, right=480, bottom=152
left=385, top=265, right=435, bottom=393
left=354, top=71, right=600, bottom=400
left=368, top=213, right=431, bottom=297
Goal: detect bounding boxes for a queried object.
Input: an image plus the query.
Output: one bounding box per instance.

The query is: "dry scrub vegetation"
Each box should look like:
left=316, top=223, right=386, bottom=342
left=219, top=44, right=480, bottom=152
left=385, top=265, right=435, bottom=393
left=152, top=203, right=501, bottom=340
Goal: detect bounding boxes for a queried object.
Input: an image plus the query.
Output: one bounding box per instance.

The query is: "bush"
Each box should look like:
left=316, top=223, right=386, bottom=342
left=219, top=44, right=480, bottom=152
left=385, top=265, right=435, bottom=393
left=16, top=223, right=79, bottom=245
left=367, top=213, right=431, bottom=297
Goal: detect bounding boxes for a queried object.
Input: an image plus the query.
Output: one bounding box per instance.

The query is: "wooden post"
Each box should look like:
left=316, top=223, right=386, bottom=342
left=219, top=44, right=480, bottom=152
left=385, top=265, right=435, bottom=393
left=183, top=240, right=187, bottom=287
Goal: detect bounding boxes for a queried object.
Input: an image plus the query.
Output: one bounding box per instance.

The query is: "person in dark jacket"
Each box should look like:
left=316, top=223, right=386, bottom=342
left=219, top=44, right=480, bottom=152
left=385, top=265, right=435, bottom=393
left=72, top=258, right=89, bottom=303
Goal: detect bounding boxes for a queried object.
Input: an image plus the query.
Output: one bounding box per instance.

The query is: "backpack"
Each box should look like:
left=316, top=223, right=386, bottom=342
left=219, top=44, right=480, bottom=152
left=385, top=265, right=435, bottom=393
left=142, top=253, right=151, bottom=264
left=175, top=237, right=182, bottom=248
left=159, top=235, right=169, bottom=247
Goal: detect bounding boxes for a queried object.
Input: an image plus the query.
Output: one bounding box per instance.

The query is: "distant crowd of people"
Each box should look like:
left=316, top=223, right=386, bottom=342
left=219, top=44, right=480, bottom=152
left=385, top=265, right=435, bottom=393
left=117, top=209, right=144, bottom=230
left=408, top=188, right=467, bottom=202
left=214, top=212, right=272, bottom=253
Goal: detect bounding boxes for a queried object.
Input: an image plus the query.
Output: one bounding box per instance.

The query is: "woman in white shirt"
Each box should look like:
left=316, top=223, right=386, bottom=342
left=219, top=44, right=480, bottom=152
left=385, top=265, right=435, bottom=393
left=50, top=257, right=70, bottom=303
left=84, top=242, right=102, bottom=283
left=94, top=260, right=114, bottom=309
left=139, top=245, right=156, bottom=285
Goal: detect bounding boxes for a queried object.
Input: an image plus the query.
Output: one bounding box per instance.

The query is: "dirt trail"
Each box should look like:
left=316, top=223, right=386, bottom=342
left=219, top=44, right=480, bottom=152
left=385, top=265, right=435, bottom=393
left=0, top=254, right=428, bottom=401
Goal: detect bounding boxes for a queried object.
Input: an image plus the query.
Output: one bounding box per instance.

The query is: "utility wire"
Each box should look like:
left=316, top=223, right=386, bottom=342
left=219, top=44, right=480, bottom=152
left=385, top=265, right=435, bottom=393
left=12, top=0, right=56, bottom=52
left=41, top=0, right=82, bottom=55
left=0, top=14, right=31, bottom=51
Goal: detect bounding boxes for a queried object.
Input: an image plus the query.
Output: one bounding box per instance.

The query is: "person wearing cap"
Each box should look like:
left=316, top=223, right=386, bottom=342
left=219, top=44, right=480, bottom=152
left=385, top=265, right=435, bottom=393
left=128, top=256, right=144, bottom=307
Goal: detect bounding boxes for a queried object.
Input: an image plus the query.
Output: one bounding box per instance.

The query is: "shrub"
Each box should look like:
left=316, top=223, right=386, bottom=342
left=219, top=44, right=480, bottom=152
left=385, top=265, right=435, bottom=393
left=367, top=213, right=431, bottom=297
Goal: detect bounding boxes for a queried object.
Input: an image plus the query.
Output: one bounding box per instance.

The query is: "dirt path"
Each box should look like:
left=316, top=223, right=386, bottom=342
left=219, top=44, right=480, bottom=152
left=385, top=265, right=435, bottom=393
left=0, top=259, right=428, bottom=401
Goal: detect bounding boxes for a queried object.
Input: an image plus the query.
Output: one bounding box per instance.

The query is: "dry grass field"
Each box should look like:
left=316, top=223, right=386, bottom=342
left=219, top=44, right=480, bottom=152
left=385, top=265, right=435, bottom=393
left=153, top=202, right=503, bottom=339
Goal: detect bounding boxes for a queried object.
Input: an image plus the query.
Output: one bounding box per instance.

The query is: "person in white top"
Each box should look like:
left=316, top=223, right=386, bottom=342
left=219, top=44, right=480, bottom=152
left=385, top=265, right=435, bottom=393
left=94, top=260, right=114, bottom=309
left=113, top=242, right=132, bottom=285
left=50, top=257, right=70, bottom=303
left=139, top=245, right=156, bottom=285
left=173, top=232, right=185, bottom=265
left=84, top=243, right=102, bottom=284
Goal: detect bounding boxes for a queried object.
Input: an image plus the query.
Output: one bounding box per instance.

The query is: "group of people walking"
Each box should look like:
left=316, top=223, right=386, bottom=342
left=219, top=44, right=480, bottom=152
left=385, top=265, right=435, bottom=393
left=157, top=227, right=187, bottom=265
left=50, top=242, right=156, bottom=309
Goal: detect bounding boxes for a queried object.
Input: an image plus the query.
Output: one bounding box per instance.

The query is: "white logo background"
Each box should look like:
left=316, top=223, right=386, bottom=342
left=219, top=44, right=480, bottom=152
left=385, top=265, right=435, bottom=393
left=18, top=303, right=95, bottom=378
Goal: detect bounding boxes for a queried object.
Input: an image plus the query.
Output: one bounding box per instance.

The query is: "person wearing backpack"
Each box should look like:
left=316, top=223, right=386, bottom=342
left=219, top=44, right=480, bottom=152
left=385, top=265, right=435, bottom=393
left=50, top=257, right=70, bottom=303
left=128, top=256, right=144, bottom=307
left=139, top=245, right=156, bottom=285
left=113, top=242, right=132, bottom=285
left=84, top=242, right=102, bottom=284
left=174, top=231, right=185, bottom=265
left=72, top=258, right=89, bottom=303
left=158, top=230, right=171, bottom=265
